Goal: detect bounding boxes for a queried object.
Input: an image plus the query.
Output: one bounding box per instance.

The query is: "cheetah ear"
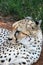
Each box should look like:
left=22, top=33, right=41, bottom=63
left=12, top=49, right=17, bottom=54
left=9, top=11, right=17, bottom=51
left=38, top=20, right=42, bottom=26
left=35, top=20, right=42, bottom=26
left=25, top=16, right=32, bottom=20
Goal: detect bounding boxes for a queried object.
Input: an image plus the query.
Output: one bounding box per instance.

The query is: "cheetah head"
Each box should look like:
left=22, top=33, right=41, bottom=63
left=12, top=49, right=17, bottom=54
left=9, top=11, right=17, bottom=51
left=8, top=17, right=42, bottom=43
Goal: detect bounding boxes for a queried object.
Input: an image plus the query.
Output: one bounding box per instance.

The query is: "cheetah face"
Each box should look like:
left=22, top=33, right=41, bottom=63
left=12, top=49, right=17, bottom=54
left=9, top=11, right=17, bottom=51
left=8, top=17, right=42, bottom=42
left=9, top=18, right=41, bottom=42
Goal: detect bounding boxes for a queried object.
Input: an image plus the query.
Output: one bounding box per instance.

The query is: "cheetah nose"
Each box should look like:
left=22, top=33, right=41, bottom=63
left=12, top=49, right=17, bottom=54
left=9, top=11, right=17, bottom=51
left=8, top=38, right=13, bottom=40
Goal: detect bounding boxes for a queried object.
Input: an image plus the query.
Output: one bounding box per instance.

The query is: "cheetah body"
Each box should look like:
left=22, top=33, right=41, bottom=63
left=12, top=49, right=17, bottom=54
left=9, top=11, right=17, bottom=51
left=0, top=17, right=42, bottom=65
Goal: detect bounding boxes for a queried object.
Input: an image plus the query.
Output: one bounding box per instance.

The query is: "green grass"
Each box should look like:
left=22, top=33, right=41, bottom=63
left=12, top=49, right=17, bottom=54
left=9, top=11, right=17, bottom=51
left=0, top=0, right=43, bottom=31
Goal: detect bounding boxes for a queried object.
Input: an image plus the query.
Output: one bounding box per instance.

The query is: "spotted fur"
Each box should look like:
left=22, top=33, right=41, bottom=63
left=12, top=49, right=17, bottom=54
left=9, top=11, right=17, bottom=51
left=0, top=17, right=42, bottom=65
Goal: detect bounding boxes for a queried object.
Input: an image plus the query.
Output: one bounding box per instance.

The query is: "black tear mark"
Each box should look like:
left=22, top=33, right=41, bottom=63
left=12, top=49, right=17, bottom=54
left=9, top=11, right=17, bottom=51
left=14, top=30, right=20, bottom=43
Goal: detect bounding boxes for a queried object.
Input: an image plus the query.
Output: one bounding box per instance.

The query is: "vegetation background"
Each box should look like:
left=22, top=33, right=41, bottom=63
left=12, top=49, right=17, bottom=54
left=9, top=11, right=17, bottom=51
left=0, top=0, right=43, bottom=31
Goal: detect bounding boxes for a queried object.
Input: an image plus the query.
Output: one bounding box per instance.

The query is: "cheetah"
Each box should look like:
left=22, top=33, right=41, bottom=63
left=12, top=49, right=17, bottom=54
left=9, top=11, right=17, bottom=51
left=0, top=17, right=42, bottom=65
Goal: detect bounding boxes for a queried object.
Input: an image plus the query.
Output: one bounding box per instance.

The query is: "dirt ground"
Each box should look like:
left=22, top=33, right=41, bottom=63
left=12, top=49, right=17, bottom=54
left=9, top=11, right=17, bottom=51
left=0, top=16, right=43, bottom=65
